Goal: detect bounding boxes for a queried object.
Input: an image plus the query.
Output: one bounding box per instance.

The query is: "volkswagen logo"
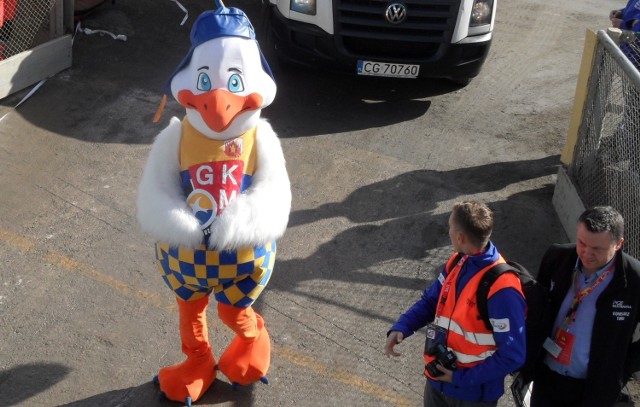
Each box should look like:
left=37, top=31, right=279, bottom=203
left=385, top=3, right=407, bottom=24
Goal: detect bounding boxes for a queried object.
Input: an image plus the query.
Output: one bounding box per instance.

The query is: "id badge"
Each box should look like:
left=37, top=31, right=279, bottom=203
left=543, top=337, right=562, bottom=358
left=547, top=329, right=575, bottom=366
left=424, top=323, right=447, bottom=354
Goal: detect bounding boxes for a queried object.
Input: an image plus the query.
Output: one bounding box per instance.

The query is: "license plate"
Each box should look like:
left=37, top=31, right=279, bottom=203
left=357, top=60, right=419, bottom=78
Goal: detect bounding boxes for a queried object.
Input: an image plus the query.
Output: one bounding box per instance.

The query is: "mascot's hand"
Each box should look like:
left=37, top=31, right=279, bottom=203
left=206, top=203, right=248, bottom=251
left=206, top=217, right=228, bottom=251
left=166, top=207, right=207, bottom=248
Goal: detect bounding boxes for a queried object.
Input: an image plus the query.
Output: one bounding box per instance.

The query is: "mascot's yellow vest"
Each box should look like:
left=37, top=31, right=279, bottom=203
left=180, top=117, right=256, bottom=222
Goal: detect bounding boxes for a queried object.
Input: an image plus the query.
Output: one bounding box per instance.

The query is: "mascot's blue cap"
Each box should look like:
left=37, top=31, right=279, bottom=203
left=163, top=6, right=274, bottom=95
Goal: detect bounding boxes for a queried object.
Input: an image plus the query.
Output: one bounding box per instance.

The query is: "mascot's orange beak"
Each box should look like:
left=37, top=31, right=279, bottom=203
left=177, top=89, right=263, bottom=133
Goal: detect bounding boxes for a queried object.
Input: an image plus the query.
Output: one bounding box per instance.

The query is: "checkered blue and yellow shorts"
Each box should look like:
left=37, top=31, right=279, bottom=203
left=155, top=241, right=276, bottom=307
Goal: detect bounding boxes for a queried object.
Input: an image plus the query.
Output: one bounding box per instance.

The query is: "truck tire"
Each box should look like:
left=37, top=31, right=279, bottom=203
left=447, top=77, right=473, bottom=86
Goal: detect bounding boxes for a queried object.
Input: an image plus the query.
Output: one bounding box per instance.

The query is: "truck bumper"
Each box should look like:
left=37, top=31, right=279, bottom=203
left=269, top=7, right=491, bottom=81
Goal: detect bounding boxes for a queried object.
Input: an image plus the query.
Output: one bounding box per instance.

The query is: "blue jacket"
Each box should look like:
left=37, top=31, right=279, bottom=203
left=620, top=0, right=640, bottom=32
left=619, top=0, right=640, bottom=66
left=390, top=242, right=527, bottom=402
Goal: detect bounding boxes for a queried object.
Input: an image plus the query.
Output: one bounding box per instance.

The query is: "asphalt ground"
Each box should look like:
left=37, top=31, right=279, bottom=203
left=0, top=0, right=635, bottom=406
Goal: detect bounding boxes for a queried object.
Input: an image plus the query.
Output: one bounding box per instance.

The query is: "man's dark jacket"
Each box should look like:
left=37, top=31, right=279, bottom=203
left=533, top=243, right=640, bottom=407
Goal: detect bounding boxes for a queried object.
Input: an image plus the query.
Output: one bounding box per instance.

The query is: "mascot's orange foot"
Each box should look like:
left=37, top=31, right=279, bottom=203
left=154, top=352, right=217, bottom=405
left=218, top=314, right=271, bottom=388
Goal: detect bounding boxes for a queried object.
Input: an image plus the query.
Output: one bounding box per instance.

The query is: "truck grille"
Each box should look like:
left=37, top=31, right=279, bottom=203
left=335, top=0, right=461, bottom=60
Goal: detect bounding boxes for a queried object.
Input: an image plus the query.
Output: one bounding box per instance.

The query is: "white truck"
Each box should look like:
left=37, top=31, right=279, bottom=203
left=266, top=0, right=495, bottom=84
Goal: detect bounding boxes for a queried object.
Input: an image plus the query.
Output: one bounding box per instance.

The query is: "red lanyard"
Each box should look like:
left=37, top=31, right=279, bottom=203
left=558, top=261, right=615, bottom=333
left=436, top=255, right=468, bottom=316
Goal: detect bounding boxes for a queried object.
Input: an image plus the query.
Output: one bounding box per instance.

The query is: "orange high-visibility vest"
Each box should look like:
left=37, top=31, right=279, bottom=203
left=424, top=253, right=523, bottom=377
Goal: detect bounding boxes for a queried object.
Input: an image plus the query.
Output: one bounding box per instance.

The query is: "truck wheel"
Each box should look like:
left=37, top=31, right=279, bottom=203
left=447, top=77, right=473, bottom=86
left=74, top=0, right=108, bottom=21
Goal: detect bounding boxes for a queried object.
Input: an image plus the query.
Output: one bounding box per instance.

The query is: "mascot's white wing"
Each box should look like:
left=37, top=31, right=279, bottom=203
left=137, top=117, right=204, bottom=248
left=209, top=119, right=291, bottom=250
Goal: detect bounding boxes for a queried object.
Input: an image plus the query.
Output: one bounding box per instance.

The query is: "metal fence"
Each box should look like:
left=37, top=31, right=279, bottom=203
left=0, top=0, right=62, bottom=60
left=567, top=29, right=640, bottom=259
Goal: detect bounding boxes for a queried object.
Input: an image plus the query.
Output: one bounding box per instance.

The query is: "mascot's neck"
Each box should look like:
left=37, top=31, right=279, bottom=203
left=179, top=116, right=258, bottom=171
left=182, top=116, right=256, bottom=141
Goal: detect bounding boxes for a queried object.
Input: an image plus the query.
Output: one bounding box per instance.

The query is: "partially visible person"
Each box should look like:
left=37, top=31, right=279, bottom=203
left=385, top=201, right=526, bottom=407
left=0, top=0, right=17, bottom=60
left=610, top=1, right=640, bottom=33
left=606, top=2, right=640, bottom=174
left=530, top=206, right=640, bottom=407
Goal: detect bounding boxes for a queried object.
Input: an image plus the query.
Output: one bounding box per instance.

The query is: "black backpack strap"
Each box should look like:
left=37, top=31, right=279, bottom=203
left=445, top=252, right=462, bottom=273
left=476, top=262, right=517, bottom=330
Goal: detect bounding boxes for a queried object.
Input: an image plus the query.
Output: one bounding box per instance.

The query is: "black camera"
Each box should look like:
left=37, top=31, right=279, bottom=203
left=425, top=343, right=458, bottom=377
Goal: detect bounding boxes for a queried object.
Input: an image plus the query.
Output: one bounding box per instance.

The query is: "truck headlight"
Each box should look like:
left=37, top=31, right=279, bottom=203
left=291, top=0, right=316, bottom=15
left=470, top=0, right=493, bottom=27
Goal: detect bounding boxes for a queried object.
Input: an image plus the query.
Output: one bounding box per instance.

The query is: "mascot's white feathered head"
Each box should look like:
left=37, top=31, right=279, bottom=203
left=164, top=5, right=276, bottom=141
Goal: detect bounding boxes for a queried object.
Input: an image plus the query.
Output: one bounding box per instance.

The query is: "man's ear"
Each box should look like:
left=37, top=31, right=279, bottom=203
left=615, top=238, right=625, bottom=252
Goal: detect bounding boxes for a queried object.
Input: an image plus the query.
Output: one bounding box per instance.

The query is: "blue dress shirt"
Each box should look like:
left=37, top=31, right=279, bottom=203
left=544, top=258, right=615, bottom=378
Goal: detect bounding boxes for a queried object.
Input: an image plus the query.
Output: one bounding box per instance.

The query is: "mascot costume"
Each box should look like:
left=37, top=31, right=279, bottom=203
left=137, top=2, right=291, bottom=405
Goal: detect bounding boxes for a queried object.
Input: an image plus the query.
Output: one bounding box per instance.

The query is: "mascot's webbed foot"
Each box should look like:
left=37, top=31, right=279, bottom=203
left=231, top=376, right=269, bottom=390
left=154, top=351, right=217, bottom=404
left=218, top=314, right=271, bottom=386
left=153, top=375, right=197, bottom=406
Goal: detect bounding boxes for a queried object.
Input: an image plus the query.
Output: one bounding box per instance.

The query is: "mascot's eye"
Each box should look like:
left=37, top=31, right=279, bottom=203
left=228, top=74, right=244, bottom=93
left=197, top=73, right=212, bottom=91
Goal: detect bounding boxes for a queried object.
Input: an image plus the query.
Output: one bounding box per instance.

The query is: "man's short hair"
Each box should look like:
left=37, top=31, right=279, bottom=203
left=578, top=206, right=625, bottom=242
left=452, top=201, right=493, bottom=248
